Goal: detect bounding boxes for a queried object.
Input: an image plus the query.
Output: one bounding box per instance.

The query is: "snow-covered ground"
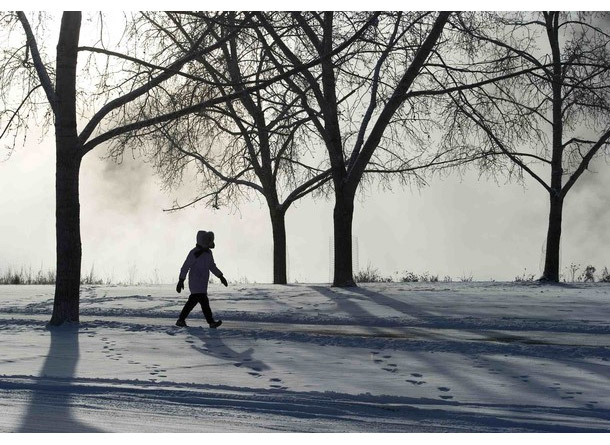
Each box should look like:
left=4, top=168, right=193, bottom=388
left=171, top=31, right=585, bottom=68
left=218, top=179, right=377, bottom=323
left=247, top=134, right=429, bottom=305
left=0, top=281, right=608, bottom=432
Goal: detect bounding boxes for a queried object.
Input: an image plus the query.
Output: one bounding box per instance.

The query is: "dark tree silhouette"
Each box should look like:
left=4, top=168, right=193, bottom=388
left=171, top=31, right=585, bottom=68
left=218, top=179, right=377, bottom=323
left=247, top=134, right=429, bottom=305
left=112, top=12, right=332, bottom=284
left=1, top=12, right=248, bottom=324
left=433, top=12, right=610, bottom=282
left=1, top=11, right=366, bottom=324
left=256, top=11, right=452, bottom=286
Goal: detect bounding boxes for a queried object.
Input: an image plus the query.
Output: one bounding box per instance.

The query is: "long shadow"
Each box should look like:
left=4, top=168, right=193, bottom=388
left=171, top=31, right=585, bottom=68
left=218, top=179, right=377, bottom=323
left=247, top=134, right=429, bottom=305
left=320, top=285, right=503, bottom=402
left=309, top=285, right=377, bottom=321
left=18, top=325, right=104, bottom=432
left=186, top=328, right=270, bottom=376
left=349, top=285, right=436, bottom=321
left=348, top=285, right=610, bottom=410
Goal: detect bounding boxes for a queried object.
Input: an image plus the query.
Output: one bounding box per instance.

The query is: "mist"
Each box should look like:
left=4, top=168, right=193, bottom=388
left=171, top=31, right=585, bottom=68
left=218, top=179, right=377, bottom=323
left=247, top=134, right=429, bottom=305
left=1, top=9, right=609, bottom=285
left=2, top=124, right=608, bottom=284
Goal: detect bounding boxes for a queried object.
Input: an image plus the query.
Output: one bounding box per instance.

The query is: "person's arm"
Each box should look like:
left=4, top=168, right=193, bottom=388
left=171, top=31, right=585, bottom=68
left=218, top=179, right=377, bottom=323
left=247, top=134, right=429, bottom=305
left=210, top=253, right=228, bottom=286
left=177, top=251, right=195, bottom=293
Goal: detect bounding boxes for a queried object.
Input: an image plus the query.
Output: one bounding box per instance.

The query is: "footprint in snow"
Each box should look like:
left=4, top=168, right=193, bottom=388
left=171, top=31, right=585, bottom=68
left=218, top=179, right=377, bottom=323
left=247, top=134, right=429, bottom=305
left=233, top=363, right=243, bottom=367
left=411, top=373, right=423, bottom=377
left=438, top=387, right=451, bottom=392
left=269, top=378, right=282, bottom=382
left=374, top=359, right=383, bottom=364
left=382, top=367, right=397, bottom=373
left=248, top=372, right=261, bottom=377
left=440, top=395, right=454, bottom=400
left=406, top=380, right=425, bottom=385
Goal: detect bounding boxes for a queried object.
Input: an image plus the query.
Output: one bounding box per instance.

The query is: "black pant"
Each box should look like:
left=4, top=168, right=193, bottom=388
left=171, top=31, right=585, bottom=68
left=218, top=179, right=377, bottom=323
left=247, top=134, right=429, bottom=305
left=179, top=293, right=214, bottom=324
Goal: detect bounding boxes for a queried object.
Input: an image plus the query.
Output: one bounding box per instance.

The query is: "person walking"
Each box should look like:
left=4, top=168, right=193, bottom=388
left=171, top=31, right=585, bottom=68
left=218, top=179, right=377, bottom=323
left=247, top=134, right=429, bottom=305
left=176, top=230, right=228, bottom=328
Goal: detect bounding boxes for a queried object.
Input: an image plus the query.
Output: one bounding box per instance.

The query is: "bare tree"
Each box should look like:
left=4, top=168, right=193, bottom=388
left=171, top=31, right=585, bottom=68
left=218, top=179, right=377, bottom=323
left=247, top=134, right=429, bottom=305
left=116, top=12, right=331, bottom=284
left=0, top=11, right=248, bottom=324
left=433, top=11, right=610, bottom=282
left=0, top=11, right=379, bottom=323
left=255, top=11, right=452, bottom=286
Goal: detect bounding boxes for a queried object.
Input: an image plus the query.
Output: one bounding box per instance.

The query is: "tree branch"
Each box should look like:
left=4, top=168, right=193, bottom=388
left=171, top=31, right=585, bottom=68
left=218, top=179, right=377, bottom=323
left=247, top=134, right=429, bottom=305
left=281, top=169, right=332, bottom=210
left=162, top=181, right=233, bottom=212
left=0, top=84, right=41, bottom=140
left=348, top=11, right=451, bottom=186
left=82, top=14, right=379, bottom=155
left=161, top=127, right=265, bottom=194
left=79, top=13, right=254, bottom=150
left=16, top=11, right=57, bottom=114
left=561, top=128, right=610, bottom=197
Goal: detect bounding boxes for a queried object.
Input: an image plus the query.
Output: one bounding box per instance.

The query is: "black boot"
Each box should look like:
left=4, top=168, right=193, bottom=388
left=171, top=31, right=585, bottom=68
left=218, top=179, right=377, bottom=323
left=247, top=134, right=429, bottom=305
left=209, top=320, right=222, bottom=329
left=176, top=319, right=187, bottom=327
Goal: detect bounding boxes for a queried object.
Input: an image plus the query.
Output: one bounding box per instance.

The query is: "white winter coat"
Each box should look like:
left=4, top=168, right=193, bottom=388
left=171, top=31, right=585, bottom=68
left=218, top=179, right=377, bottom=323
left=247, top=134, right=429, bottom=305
left=179, top=248, right=223, bottom=294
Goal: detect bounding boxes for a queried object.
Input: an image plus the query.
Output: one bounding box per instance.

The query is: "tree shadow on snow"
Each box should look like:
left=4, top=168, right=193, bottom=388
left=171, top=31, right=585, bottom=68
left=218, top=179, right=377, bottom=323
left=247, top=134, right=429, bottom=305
left=348, top=285, right=436, bottom=320
left=308, top=285, right=376, bottom=320
left=18, top=325, right=104, bottom=432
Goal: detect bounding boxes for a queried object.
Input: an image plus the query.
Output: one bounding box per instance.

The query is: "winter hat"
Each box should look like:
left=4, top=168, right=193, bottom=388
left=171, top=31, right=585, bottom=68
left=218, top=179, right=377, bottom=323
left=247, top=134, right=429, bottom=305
left=196, top=230, right=215, bottom=249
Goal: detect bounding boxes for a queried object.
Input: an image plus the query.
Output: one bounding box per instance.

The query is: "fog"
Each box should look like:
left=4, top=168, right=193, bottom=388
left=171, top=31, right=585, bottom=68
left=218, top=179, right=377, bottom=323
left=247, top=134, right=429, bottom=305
left=1, top=126, right=608, bottom=284
left=1, top=8, right=609, bottom=285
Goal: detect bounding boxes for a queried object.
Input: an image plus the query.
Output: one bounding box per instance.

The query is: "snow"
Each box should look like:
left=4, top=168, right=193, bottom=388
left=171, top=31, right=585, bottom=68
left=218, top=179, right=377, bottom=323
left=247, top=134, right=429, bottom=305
left=0, top=281, right=609, bottom=433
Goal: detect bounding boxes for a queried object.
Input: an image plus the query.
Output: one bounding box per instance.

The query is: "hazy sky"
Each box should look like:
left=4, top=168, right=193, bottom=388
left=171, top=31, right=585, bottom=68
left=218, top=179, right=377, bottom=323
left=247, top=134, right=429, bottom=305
left=1, top=8, right=609, bottom=285
left=1, top=126, right=609, bottom=284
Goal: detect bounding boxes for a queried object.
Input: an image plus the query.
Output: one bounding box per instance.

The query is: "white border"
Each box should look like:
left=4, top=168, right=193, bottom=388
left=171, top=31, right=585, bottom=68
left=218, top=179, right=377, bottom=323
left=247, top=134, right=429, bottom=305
left=5, top=1, right=610, bottom=11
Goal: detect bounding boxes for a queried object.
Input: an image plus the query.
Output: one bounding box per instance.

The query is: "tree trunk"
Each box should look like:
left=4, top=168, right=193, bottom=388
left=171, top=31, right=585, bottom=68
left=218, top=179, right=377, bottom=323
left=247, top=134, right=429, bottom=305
left=540, top=13, right=564, bottom=284
left=269, top=207, right=287, bottom=284
left=50, top=12, right=82, bottom=326
left=332, top=188, right=356, bottom=287
left=51, top=151, right=82, bottom=325
left=541, top=194, right=564, bottom=282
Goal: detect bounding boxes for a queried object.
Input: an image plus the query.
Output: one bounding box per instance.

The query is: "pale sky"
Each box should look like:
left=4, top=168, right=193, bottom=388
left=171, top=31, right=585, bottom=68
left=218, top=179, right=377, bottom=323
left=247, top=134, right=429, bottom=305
left=1, top=8, right=609, bottom=285
left=1, top=125, right=609, bottom=284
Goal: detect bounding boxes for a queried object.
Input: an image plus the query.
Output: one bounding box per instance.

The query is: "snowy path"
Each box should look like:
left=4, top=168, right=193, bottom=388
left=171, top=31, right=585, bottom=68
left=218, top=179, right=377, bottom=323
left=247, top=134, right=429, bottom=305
left=0, top=282, right=609, bottom=432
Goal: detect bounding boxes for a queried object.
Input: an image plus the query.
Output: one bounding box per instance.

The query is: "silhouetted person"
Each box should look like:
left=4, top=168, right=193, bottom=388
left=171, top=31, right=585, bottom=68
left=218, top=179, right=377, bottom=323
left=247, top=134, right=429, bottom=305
left=176, top=230, right=228, bottom=328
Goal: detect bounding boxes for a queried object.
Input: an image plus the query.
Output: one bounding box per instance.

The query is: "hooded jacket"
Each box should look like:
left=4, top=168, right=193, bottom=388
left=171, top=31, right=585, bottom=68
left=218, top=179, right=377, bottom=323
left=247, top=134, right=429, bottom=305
left=179, top=231, right=223, bottom=294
